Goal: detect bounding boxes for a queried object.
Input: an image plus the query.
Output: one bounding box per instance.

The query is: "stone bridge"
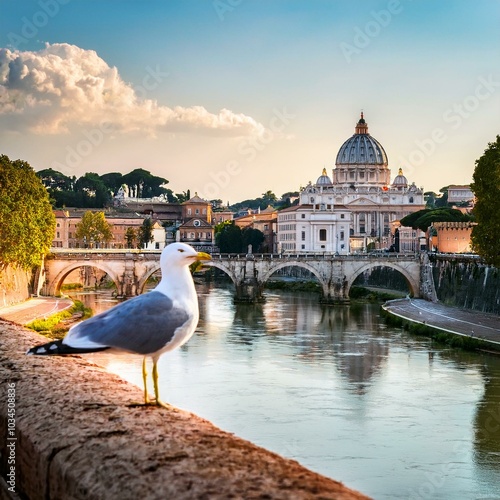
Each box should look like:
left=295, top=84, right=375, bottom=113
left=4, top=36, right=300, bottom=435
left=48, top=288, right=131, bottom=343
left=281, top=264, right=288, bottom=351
left=42, top=249, right=427, bottom=304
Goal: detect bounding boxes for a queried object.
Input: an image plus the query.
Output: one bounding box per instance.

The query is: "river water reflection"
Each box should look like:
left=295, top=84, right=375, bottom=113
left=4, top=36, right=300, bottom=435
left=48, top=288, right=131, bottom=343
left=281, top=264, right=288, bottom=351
left=71, top=284, right=500, bottom=500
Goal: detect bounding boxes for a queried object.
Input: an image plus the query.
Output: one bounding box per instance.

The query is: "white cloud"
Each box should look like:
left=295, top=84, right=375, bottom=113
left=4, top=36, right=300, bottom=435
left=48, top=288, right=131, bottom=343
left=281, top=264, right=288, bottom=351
left=0, top=43, right=265, bottom=136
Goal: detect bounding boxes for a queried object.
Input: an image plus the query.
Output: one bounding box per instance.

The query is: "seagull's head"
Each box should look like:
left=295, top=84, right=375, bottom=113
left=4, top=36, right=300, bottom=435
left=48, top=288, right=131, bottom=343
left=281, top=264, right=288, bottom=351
left=160, top=243, right=211, bottom=271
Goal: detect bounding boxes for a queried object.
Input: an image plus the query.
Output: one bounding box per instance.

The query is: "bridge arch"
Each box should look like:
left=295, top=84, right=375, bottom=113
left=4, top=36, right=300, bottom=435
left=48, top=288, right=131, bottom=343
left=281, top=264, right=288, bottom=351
left=260, top=261, right=328, bottom=296
left=346, top=261, right=419, bottom=298
left=49, top=261, right=120, bottom=296
left=136, top=264, right=161, bottom=294
left=204, top=261, right=238, bottom=286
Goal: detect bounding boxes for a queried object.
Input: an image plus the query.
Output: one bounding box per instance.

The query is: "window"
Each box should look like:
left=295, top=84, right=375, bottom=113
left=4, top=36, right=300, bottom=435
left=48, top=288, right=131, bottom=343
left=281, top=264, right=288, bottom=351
left=340, top=231, right=344, bottom=240
left=155, top=242, right=160, bottom=249
left=359, top=214, right=366, bottom=234
left=301, top=244, right=305, bottom=249
left=409, top=196, right=414, bottom=203
left=341, top=214, right=345, bottom=219
left=301, top=214, right=306, bottom=219
left=195, top=208, right=199, bottom=214
left=264, top=224, right=268, bottom=230
left=301, top=231, right=305, bottom=241
left=190, top=232, right=194, bottom=239
left=56, top=232, right=60, bottom=238
left=187, top=208, right=192, bottom=215
left=319, top=229, right=327, bottom=241
left=202, top=208, right=206, bottom=214
left=193, top=220, right=201, bottom=227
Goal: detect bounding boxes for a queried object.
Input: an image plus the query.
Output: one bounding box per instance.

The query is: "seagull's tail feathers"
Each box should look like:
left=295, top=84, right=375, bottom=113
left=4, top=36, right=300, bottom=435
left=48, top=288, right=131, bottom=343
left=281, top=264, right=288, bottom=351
left=26, top=339, right=110, bottom=356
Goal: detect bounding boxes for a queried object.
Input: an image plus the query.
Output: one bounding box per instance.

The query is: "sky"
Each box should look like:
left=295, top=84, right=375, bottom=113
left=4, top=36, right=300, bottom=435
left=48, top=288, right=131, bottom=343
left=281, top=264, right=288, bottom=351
left=1, top=0, right=499, bottom=203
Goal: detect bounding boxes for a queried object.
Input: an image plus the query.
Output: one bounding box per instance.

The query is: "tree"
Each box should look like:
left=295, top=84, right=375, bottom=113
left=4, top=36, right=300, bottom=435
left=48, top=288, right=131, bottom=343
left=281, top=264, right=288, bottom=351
left=125, top=227, right=137, bottom=249
left=176, top=189, right=191, bottom=203
left=100, top=172, right=124, bottom=196
left=401, top=208, right=471, bottom=232
left=0, top=155, right=56, bottom=269
left=74, top=173, right=110, bottom=208
left=242, top=227, right=264, bottom=253
left=435, top=186, right=449, bottom=208
left=138, top=218, right=154, bottom=248
left=262, top=190, right=277, bottom=204
left=121, top=168, right=167, bottom=199
left=216, top=222, right=243, bottom=253
left=471, top=136, right=500, bottom=266
left=37, top=168, right=74, bottom=191
left=75, top=211, right=113, bottom=248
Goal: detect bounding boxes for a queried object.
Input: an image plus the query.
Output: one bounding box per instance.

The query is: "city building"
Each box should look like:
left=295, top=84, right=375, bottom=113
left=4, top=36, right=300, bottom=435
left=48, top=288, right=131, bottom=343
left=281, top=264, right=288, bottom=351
left=429, top=221, right=477, bottom=253
left=277, top=201, right=351, bottom=254
left=234, top=206, right=278, bottom=253
left=447, top=185, right=474, bottom=205
left=280, top=113, right=425, bottom=253
left=52, top=210, right=165, bottom=249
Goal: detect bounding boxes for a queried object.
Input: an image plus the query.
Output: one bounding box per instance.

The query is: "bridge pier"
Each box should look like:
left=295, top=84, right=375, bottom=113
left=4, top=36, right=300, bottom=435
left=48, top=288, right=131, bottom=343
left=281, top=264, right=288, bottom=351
left=118, top=256, right=140, bottom=297
left=234, top=280, right=264, bottom=303
left=320, top=277, right=350, bottom=305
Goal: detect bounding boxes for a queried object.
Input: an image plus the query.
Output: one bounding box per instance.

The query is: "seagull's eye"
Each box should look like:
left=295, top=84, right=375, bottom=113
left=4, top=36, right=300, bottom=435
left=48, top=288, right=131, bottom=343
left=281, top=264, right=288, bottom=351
left=178, top=249, right=185, bottom=253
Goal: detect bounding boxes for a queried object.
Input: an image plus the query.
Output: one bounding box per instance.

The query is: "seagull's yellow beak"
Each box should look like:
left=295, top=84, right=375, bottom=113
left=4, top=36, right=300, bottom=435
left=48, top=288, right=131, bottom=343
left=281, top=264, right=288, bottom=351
left=196, top=252, right=212, bottom=261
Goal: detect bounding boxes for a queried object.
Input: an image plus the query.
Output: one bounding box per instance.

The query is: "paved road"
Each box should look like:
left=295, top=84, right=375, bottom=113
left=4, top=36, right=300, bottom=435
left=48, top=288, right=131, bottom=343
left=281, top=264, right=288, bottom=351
left=0, top=297, right=73, bottom=325
left=383, top=298, right=500, bottom=347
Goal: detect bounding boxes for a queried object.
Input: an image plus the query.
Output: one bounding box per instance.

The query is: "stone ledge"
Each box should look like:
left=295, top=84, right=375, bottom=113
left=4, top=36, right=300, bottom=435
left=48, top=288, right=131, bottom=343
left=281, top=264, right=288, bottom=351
left=0, top=321, right=371, bottom=500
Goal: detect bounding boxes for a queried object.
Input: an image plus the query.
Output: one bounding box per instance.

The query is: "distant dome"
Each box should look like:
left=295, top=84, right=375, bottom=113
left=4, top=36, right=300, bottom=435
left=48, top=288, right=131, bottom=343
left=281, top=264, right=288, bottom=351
left=335, top=113, right=388, bottom=166
left=392, top=168, right=408, bottom=188
left=316, top=167, right=332, bottom=186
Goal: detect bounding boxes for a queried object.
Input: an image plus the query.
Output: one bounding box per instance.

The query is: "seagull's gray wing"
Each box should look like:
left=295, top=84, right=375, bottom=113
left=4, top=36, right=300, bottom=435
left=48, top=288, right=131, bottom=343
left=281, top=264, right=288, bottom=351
left=64, top=291, right=191, bottom=355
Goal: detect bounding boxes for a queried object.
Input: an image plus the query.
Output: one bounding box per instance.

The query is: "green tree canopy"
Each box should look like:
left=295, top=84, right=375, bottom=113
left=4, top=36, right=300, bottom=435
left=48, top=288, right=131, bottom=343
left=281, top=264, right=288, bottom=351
left=37, top=168, right=75, bottom=191
left=100, top=172, right=124, bottom=196
left=400, top=208, right=471, bottom=232
left=471, top=135, right=500, bottom=266
left=216, top=222, right=243, bottom=253
left=125, top=227, right=137, bottom=249
left=74, top=173, right=110, bottom=208
left=138, top=218, right=154, bottom=248
left=0, top=155, right=55, bottom=269
left=242, top=227, right=265, bottom=253
left=75, top=211, right=113, bottom=247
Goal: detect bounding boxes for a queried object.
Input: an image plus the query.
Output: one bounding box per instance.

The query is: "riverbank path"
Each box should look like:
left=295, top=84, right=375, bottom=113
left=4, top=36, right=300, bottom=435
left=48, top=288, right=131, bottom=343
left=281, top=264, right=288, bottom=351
left=383, top=298, right=500, bottom=348
left=0, top=297, right=73, bottom=325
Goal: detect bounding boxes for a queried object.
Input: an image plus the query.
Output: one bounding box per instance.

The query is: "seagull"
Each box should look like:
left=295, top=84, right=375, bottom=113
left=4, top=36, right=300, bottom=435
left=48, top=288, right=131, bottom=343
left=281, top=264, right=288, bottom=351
left=27, top=243, right=211, bottom=409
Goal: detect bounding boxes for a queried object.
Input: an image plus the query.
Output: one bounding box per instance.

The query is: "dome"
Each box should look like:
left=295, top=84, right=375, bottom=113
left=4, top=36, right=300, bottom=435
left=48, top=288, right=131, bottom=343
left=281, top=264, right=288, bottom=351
left=335, top=113, right=388, bottom=166
left=392, top=168, right=408, bottom=188
left=316, top=167, right=332, bottom=186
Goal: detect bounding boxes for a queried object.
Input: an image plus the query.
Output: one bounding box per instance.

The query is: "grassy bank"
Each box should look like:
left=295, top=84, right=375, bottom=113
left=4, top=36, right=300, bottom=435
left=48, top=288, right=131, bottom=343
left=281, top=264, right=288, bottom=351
left=26, top=300, right=93, bottom=339
left=265, top=280, right=322, bottom=293
left=380, top=308, right=495, bottom=352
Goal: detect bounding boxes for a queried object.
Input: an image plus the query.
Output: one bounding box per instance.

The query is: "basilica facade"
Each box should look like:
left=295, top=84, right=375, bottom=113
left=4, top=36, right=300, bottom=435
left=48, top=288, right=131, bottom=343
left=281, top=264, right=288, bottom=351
left=278, top=113, right=425, bottom=253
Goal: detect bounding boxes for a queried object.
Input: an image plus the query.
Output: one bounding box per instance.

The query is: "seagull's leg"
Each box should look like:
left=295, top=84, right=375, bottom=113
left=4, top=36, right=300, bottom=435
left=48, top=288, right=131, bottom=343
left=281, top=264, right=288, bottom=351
left=152, top=359, right=172, bottom=409
left=142, top=357, right=150, bottom=404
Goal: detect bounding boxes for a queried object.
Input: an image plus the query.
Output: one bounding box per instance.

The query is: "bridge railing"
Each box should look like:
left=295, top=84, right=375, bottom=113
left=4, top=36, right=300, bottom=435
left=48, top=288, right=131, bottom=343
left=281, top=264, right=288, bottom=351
left=210, top=253, right=419, bottom=260
left=48, top=248, right=419, bottom=261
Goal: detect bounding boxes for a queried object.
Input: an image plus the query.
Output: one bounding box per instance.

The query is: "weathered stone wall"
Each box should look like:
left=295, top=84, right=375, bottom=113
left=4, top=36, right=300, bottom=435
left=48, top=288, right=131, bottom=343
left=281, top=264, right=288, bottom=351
left=0, top=321, right=370, bottom=500
left=429, top=255, right=500, bottom=314
left=0, top=267, right=31, bottom=309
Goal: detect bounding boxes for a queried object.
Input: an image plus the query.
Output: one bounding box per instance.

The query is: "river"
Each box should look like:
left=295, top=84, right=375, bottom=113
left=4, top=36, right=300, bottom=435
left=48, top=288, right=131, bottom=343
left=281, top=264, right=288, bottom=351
left=70, top=284, right=500, bottom=500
